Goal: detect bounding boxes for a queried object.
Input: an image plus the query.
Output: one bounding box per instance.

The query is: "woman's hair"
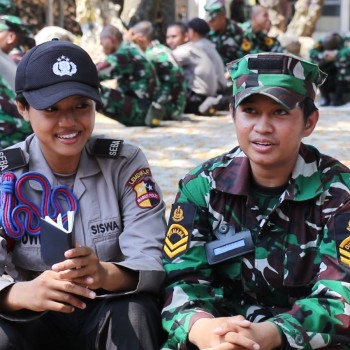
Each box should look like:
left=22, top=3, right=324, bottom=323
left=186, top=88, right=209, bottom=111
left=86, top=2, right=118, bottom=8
left=230, top=97, right=317, bottom=123
left=15, top=93, right=29, bottom=109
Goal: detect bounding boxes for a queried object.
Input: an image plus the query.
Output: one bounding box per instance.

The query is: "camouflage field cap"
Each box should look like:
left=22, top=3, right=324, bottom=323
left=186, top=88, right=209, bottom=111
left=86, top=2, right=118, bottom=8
left=204, top=0, right=226, bottom=20
left=227, top=52, right=327, bottom=110
left=0, top=15, right=28, bottom=33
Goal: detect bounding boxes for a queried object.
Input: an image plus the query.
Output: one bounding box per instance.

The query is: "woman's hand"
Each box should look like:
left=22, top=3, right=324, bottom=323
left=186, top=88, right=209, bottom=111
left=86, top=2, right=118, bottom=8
left=52, top=245, right=107, bottom=290
left=1, top=269, right=96, bottom=313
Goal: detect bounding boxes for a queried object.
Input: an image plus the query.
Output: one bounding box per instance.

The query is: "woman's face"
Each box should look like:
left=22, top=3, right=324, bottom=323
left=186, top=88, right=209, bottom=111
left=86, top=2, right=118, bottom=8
left=17, top=95, right=96, bottom=173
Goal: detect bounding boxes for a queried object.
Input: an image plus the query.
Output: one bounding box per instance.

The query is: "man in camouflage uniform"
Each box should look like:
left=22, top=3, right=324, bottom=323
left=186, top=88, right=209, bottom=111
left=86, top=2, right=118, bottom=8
left=0, top=75, right=32, bottom=148
left=239, top=5, right=285, bottom=55
left=161, top=53, right=350, bottom=349
left=204, top=0, right=245, bottom=66
left=129, top=21, right=187, bottom=121
left=309, top=32, right=350, bottom=106
left=97, top=24, right=161, bottom=127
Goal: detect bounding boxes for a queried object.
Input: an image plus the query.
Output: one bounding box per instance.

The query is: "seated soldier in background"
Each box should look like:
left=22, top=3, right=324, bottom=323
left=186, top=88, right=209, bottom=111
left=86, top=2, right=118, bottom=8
left=239, top=5, right=285, bottom=55
left=166, top=22, right=221, bottom=116
left=205, top=0, right=245, bottom=66
left=187, top=17, right=231, bottom=112
left=129, top=21, right=187, bottom=121
left=309, top=32, right=350, bottom=106
left=96, top=24, right=161, bottom=127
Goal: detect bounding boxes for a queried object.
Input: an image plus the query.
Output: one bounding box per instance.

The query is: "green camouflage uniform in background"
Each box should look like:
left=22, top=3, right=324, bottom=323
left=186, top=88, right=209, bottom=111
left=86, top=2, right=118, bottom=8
left=207, top=18, right=245, bottom=66
left=239, top=21, right=285, bottom=55
left=309, top=34, right=350, bottom=106
left=205, top=0, right=245, bottom=66
left=96, top=41, right=160, bottom=126
left=161, top=53, right=350, bottom=349
left=0, top=76, right=32, bottom=148
left=145, top=40, right=186, bottom=120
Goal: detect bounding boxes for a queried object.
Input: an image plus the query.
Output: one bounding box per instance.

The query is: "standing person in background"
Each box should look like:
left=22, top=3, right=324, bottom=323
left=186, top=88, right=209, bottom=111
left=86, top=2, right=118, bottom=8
left=128, top=21, right=187, bottom=121
left=239, top=5, right=285, bottom=55
left=161, top=52, right=350, bottom=349
left=0, top=15, right=29, bottom=89
left=0, top=39, right=166, bottom=349
left=205, top=0, right=245, bottom=66
left=166, top=22, right=220, bottom=116
left=96, top=24, right=162, bottom=127
left=309, top=32, right=350, bottom=107
left=0, top=14, right=32, bottom=147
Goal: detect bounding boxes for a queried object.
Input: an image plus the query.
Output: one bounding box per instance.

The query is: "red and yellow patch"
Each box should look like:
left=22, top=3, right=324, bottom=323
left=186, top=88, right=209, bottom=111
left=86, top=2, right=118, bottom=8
left=133, top=179, right=160, bottom=208
left=127, top=168, right=160, bottom=208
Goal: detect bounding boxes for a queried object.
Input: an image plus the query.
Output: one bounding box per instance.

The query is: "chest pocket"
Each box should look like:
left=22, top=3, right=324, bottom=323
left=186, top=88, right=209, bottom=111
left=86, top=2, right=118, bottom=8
left=89, top=217, right=123, bottom=261
left=283, top=244, right=320, bottom=288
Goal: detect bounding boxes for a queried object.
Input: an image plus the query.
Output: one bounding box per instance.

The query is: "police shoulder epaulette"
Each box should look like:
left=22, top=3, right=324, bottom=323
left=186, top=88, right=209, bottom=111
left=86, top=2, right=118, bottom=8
left=0, top=148, right=27, bottom=173
left=90, top=139, right=124, bottom=159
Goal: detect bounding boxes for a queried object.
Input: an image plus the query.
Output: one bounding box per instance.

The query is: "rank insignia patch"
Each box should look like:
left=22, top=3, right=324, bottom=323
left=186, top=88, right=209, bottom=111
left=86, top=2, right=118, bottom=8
left=339, top=236, right=350, bottom=266
left=133, top=179, right=160, bottom=208
left=163, top=203, right=197, bottom=261
left=335, top=214, right=350, bottom=267
left=163, top=224, right=190, bottom=261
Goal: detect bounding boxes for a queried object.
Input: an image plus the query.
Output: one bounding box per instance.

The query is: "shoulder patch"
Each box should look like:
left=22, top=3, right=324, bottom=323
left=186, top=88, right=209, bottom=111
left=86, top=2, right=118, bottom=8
left=127, top=167, right=152, bottom=186
left=91, top=139, right=123, bottom=159
left=163, top=203, right=196, bottom=262
left=335, top=213, right=350, bottom=267
left=127, top=168, right=160, bottom=209
left=0, top=148, right=26, bottom=173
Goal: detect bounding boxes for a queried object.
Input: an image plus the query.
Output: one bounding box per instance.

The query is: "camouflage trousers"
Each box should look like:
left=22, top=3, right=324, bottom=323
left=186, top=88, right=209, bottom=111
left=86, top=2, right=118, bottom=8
left=98, top=86, right=152, bottom=127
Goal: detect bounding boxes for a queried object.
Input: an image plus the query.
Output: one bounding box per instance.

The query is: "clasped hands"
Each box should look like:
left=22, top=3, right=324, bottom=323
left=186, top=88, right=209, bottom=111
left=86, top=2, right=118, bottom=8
left=189, top=315, right=282, bottom=350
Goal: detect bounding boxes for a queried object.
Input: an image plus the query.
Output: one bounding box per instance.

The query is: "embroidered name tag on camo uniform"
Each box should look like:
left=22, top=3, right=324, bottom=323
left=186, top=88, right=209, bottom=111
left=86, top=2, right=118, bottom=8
left=335, top=213, right=350, bottom=267
left=127, top=168, right=160, bottom=209
left=163, top=203, right=196, bottom=262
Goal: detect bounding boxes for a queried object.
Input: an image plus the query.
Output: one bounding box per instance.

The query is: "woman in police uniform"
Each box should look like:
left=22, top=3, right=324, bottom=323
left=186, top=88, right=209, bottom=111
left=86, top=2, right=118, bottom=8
left=0, top=40, right=166, bottom=349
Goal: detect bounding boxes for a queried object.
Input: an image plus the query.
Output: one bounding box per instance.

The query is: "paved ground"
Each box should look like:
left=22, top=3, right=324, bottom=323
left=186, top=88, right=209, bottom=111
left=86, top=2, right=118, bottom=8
left=93, top=102, right=350, bottom=217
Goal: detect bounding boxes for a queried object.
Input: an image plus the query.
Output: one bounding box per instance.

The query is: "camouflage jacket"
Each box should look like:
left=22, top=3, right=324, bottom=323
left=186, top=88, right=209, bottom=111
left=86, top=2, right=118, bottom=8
left=162, top=144, right=350, bottom=349
left=309, top=36, right=350, bottom=83
left=239, top=21, right=285, bottom=55
left=97, top=41, right=159, bottom=102
left=145, top=40, right=186, bottom=119
left=0, top=76, right=32, bottom=148
left=207, top=18, right=245, bottom=65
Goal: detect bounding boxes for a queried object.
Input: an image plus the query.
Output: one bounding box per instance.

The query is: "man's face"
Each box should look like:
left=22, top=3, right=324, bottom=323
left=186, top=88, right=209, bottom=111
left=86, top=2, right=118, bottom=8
left=207, top=11, right=226, bottom=32
left=233, top=94, right=317, bottom=185
left=99, top=35, right=120, bottom=55
left=0, top=30, right=21, bottom=54
left=253, top=8, right=270, bottom=32
left=166, top=26, right=186, bottom=50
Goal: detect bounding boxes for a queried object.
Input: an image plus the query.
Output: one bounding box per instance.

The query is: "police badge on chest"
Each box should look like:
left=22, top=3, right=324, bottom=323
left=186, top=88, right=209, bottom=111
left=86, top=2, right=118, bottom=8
left=205, top=223, right=254, bottom=265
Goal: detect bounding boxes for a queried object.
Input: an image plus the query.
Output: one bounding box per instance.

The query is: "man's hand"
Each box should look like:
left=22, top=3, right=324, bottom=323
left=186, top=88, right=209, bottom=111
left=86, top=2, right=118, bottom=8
left=189, top=316, right=283, bottom=350
left=189, top=316, right=258, bottom=349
